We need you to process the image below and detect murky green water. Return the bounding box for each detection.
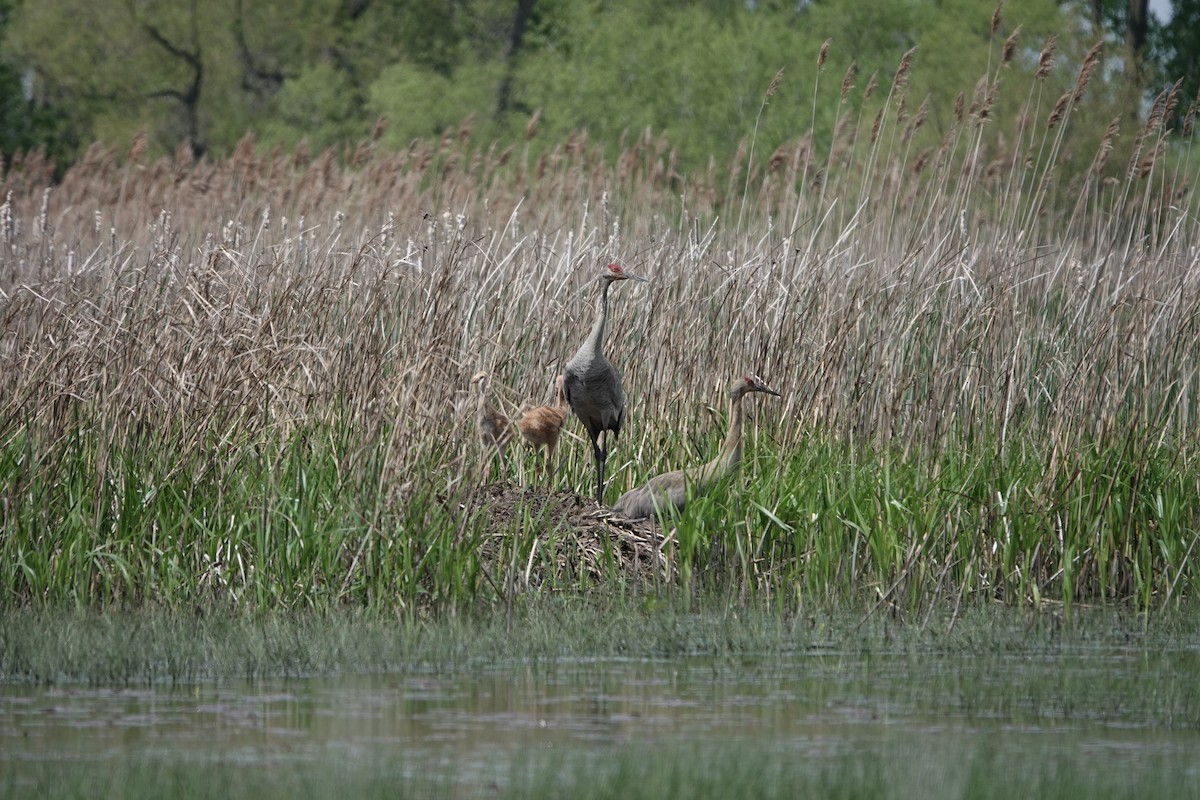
[4,641,1200,799]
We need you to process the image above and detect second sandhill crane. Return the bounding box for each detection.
[471,371,513,457]
[612,374,781,520]
[516,375,569,486]
[563,262,647,504]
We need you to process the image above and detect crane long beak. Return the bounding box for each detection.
[625,272,649,282]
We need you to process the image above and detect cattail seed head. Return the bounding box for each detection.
[1073,40,1103,103]
[969,76,987,117]
[913,94,930,131]
[817,39,831,71]
[1093,116,1119,174]
[1146,89,1167,131]
[840,60,857,100]
[765,67,784,100]
[892,47,917,94]
[130,131,147,164]
[457,115,474,144]
[864,70,879,101]
[768,142,790,172]
[991,0,1003,37]
[525,108,542,141]
[1002,25,1021,66]
[979,82,998,120]
[1164,78,1184,125]
[1047,91,1070,129]
[911,148,931,176]
[1139,137,1166,178]
[1036,33,1056,80]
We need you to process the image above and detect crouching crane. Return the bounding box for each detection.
[612,374,780,520]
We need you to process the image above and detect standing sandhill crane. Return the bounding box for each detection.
[471,371,513,456]
[563,262,647,504]
[612,374,781,520]
[516,375,569,486]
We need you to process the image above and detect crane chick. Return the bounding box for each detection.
[612,374,780,520]
[470,371,513,456]
[563,262,647,504]
[516,375,569,487]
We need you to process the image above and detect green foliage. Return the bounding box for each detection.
[531,4,808,167]
[2,0,1195,172]
[367,60,508,147]
[1156,0,1200,130]
[262,64,366,150]
[0,415,485,611]
[0,62,70,165]
[0,0,69,164]
[641,431,1200,611]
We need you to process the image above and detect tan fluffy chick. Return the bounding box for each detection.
[517,375,569,485]
[471,371,513,456]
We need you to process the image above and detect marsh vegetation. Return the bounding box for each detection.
[1,16,1199,616]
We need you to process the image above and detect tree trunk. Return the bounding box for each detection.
[496,0,537,117]
[1126,0,1149,55]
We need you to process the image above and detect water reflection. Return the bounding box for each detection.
[3,651,1199,789]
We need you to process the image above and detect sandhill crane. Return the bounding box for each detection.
[612,374,780,520]
[563,262,647,504]
[516,375,569,486]
[471,371,513,456]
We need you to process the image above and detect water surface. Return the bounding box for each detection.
[5,638,1199,798]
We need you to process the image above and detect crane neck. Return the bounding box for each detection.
[699,388,747,487]
[583,278,612,356]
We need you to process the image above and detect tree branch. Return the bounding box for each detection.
[233,0,287,96]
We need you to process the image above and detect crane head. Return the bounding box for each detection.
[470,370,489,387]
[601,262,647,284]
[732,374,781,399]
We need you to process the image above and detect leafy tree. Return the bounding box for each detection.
[1087,0,1153,60]
[1083,0,1200,127]
[1155,0,1200,131]
[2,0,1192,173]
[5,0,245,155]
[367,59,506,148]
[0,0,69,164]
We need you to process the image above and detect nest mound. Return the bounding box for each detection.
[463,482,670,586]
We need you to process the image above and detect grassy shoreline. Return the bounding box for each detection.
[1,594,1195,686]
[3,424,1196,612]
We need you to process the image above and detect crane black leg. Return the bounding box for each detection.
[597,451,607,504]
[593,440,606,504]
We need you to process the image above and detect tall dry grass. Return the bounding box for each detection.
[1,19,1198,609]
